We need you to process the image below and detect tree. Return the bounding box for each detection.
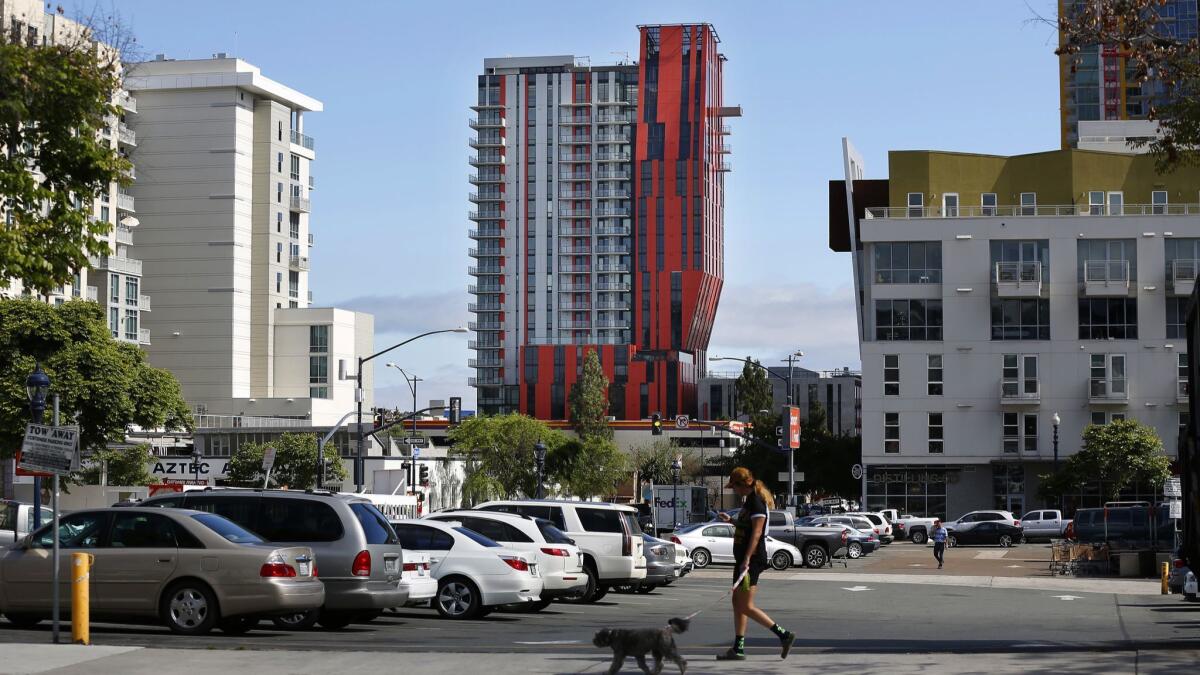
[798,403,862,499]
[631,440,684,485]
[0,13,134,294]
[1054,0,1200,171]
[0,299,191,458]
[78,444,156,486]
[226,432,345,489]
[448,413,564,504]
[569,348,612,440]
[1038,419,1172,503]
[550,436,629,500]
[733,357,772,419]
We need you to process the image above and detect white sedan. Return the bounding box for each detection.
[398,550,437,607]
[670,522,802,570]
[390,519,543,620]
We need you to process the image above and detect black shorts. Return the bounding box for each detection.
[733,559,768,587]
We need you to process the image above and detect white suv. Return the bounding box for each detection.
[477,500,646,603]
[846,512,895,544]
[425,510,586,611]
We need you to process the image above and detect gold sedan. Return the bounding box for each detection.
[0,507,323,635]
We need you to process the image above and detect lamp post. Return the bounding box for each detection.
[711,350,804,509]
[25,365,50,530]
[385,363,423,442]
[353,328,467,492]
[1052,411,1061,512]
[671,456,683,529]
[534,442,547,499]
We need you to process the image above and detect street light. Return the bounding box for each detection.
[385,363,423,441]
[353,327,467,492]
[534,442,547,499]
[191,446,203,485]
[1052,411,1062,512]
[25,364,50,530]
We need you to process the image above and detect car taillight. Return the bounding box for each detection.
[501,556,529,572]
[670,536,682,545]
[1014,520,1020,527]
[313,563,318,578]
[403,562,419,572]
[622,532,632,557]
[260,562,297,578]
[1174,559,1187,569]
[352,550,371,577]
[540,547,570,557]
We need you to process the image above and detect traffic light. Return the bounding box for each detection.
[449,396,462,425]
[650,412,663,436]
[419,464,429,486]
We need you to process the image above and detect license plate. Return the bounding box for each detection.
[417,566,426,577]
[530,563,540,577]
[298,562,311,576]
[384,559,397,574]
[674,568,681,577]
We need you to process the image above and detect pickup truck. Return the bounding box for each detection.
[1019,509,1072,540]
[0,500,55,547]
[766,509,851,568]
[893,515,941,544]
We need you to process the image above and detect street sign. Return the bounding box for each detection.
[1165,477,1182,498]
[778,472,805,483]
[404,436,428,447]
[851,464,864,480]
[675,415,689,429]
[262,447,277,472]
[786,406,801,449]
[1170,500,1183,519]
[18,424,79,475]
[412,447,421,460]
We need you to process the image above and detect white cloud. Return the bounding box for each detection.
[709,282,861,372]
[335,291,469,335]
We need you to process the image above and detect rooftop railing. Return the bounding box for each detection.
[866,203,1200,219]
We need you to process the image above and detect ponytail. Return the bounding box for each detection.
[754,480,775,510]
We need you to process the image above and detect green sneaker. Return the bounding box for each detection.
[716,648,746,661]
[780,630,796,659]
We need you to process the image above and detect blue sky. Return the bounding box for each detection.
[115,0,1063,409]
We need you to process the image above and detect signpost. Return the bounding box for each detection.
[403,436,428,447]
[261,446,277,488]
[675,415,689,429]
[783,405,802,508]
[851,463,864,480]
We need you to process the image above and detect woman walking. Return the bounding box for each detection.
[716,467,796,661]
[931,519,948,569]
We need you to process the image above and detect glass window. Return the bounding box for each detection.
[873,242,942,284]
[1179,353,1189,400]
[1078,298,1138,340]
[577,508,623,533]
[191,513,262,544]
[393,524,454,551]
[990,298,1050,341]
[875,299,943,341]
[350,503,398,545]
[34,512,108,549]
[907,193,923,217]
[884,413,900,454]
[1152,190,1168,214]
[884,355,899,396]
[942,193,959,217]
[1088,190,1106,215]
[1020,192,1037,215]
[535,519,572,544]
[928,413,944,454]
[927,354,943,395]
[768,512,786,527]
[456,526,501,547]
[1003,413,1019,454]
[981,193,997,216]
[255,498,344,542]
[110,512,178,548]
[1023,414,1038,453]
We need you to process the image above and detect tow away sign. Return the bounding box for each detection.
[18,424,80,475]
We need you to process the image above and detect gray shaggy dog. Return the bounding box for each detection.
[592,616,689,674]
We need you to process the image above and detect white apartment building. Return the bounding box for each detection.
[834,139,1196,519]
[0,0,149,346]
[125,56,372,425]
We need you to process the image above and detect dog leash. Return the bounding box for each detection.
[675,568,748,623]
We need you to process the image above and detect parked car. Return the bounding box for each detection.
[1067,504,1173,548]
[670,521,805,571]
[424,510,586,610]
[476,500,646,603]
[764,509,852,568]
[390,519,542,619]
[672,540,692,578]
[398,550,437,608]
[0,507,323,635]
[1019,509,1072,541]
[949,510,1020,534]
[946,521,1023,547]
[1168,547,1192,595]
[879,508,901,524]
[846,512,895,544]
[0,500,55,548]
[811,522,878,559]
[614,534,675,594]
[893,515,940,544]
[140,488,406,630]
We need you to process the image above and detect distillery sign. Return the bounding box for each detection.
[149,457,230,481]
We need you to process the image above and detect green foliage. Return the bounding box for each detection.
[550,436,628,500]
[449,413,564,503]
[569,348,612,440]
[0,30,132,294]
[733,357,772,419]
[1038,419,1172,502]
[0,299,191,458]
[226,432,344,489]
[79,443,155,486]
[631,440,683,485]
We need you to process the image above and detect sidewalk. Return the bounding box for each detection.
[1,644,1198,674]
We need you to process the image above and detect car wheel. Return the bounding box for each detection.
[947,535,958,548]
[435,577,483,620]
[218,616,258,635]
[523,599,554,612]
[999,535,1013,548]
[803,545,828,569]
[636,585,656,594]
[4,614,43,629]
[691,548,711,569]
[161,581,219,635]
[272,609,320,630]
[612,584,639,594]
[560,562,599,604]
[591,585,609,602]
[847,542,864,559]
[910,530,927,545]
[317,611,356,630]
[771,550,793,571]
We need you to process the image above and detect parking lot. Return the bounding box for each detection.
[2,540,1195,658]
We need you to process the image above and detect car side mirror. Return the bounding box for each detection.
[567,538,576,546]
[19,534,33,549]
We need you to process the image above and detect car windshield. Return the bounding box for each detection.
[535,518,573,544]
[455,526,502,547]
[350,503,398,545]
[191,513,263,544]
[675,522,705,534]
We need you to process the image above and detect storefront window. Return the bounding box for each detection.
[865,468,948,518]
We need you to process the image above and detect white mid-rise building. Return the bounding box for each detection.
[125,56,372,425]
[833,139,1197,519]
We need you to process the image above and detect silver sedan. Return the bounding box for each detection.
[0,507,323,635]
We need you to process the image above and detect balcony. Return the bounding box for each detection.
[994,261,1043,297]
[559,152,592,164]
[117,124,136,146]
[289,255,310,271]
[560,281,592,292]
[559,319,593,329]
[116,91,137,113]
[116,192,135,212]
[596,150,631,162]
[469,191,505,203]
[559,170,592,181]
[717,143,732,154]
[115,225,134,246]
[468,320,503,331]
[468,339,501,350]
[597,111,633,124]
[597,244,630,254]
[469,227,504,239]
[1171,259,1199,296]
[597,281,631,291]
[716,161,733,172]
[289,195,311,212]
[468,265,503,276]
[469,172,504,184]
[597,262,630,273]
[596,319,630,329]
[138,328,151,345]
[559,243,592,255]
[596,167,632,181]
[469,116,504,129]
[559,300,592,310]
[1000,378,1040,405]
[595,132,630,144]
[560,133,591,144]
[596,224,630,236]
[88,255,142,276]
[468,302,502,313]
[718,124,731,135]
[1179,380,1190,405]
[469,209,504,221]
[596,206,630,217]
[469,136,506,149]
[597,300,629,310]
[559,207,592,218]
[1083,260,1130,296]
[468,357,503,368]
[469,247,503,258]
[559,262,592,273]
[86,286,98,302]
[469,375,504,387]
[469,154,505,167]
[308,233,315,246]
[559,189,591,200]
[138,294,151,311]
[559,113,592,125]
[596,187,630,199]
[290,129,315,151]
[1088,377,1129,404]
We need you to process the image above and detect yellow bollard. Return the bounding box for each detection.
[71,552,93,645]
[1162,561,1170,595]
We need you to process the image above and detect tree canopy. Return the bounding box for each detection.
[1039,419,1172,502]
[78,444,155,486]
[569,348,612,440]
[0,299,190,458]
[549,436,628,500]
[226,432,346,489]
[733,357,772,419]
[449,413,564,503]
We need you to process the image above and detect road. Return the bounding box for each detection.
[0,541,1196,660]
